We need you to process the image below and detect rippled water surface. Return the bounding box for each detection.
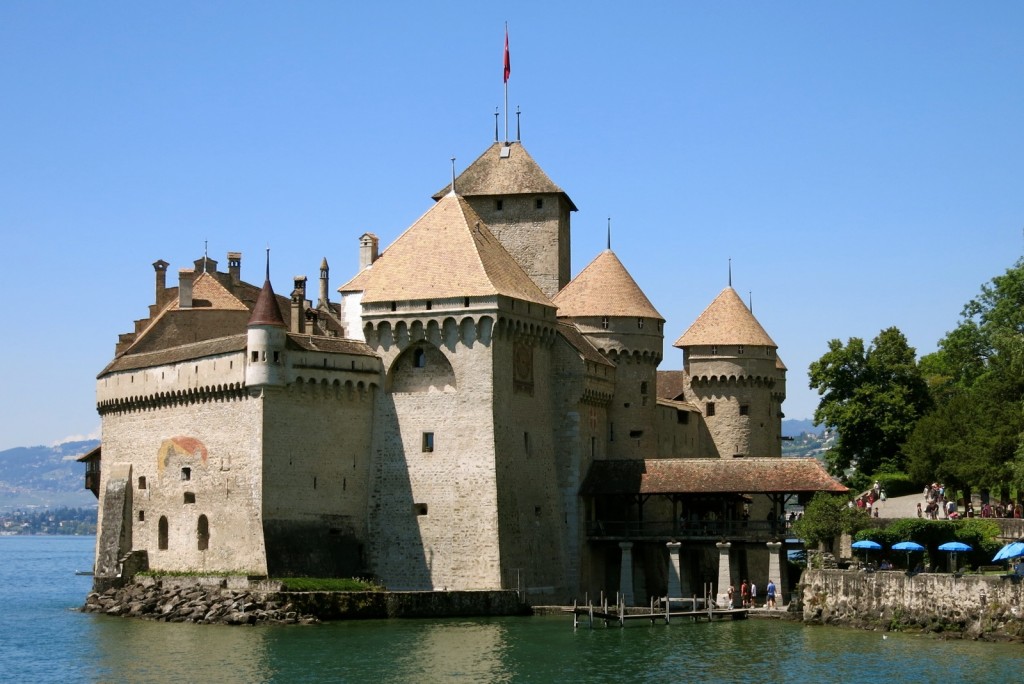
[2,536,1022,683]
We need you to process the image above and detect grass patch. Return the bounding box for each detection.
[277,577,383,592]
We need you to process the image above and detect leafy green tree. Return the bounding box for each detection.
[792,492,865,552]
[809,327,932,479]
[907,258,1024,495]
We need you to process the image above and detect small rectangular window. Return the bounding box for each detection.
[677,411,689,424]
[138,476,147,490]
[710,346,718,355]
[738,345,744,355]
[414,503,428,516]
[535,198,543,209]
[739,405,750,416]
[184,492,196,504]
[422,432,434,452]
[181,467,191,481]
[273,351,280,363]
[637,318,644,329]
[496,199,503,211]
[138,510,145,522]
[251,351,258,362]
[426,300,432,310]
[706,402,716,417]
[524,432,531,456]
[601,316,609,330]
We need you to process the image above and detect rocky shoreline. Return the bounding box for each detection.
[82,579,320,625]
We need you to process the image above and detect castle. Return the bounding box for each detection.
[89,137,844,604]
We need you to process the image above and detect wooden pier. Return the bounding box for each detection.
[568,594,748,629]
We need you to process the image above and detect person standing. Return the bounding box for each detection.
[740,580,750,608]
[750,581,758,608]
[766,579,777,609]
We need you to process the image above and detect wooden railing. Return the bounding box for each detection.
[586,519,794,542]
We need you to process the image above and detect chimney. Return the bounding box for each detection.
[227,252,242,286]
[153,260,169,307]
[291,276,307,333]
[318,257,330,308]
[359,233,379,270]
[178,269,195,308]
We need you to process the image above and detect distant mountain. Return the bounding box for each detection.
[782,419,819,438]
[0,440,99,509]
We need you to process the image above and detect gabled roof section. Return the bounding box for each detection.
[556,322,615,368]
[249,278,287,328]
[656,370,688,401]
[553,250,663,320]
[168,272,248,311]
[361,194,552,307]
[432,142,577,211]
[580,458,848,496]
[674,287,777,348]
[338,266,372,294]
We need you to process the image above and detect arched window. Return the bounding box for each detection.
[158,516,169,550]
[197,515,209,551]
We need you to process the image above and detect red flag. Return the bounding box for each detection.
[503,28,511,83]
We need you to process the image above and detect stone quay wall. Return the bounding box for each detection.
[83,576,529,625]
[801,568,1024,641]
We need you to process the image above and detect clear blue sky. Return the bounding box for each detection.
[1,2,1021,450]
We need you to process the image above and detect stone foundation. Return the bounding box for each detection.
[82,576,529,625]
[801,569,1024,641]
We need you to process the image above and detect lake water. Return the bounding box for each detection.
[2,536,1022,683]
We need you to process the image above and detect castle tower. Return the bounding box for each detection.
[553,249,664,460]
[357,192,566,597]
[433,142,576,299]
[245,265,288,389]
[674,287,785,458]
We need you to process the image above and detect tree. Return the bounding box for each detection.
[792,492,865,552]
[809,327,932,479]
[906,258,1024,496]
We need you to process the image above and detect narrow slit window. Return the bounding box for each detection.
[422,432,434,452]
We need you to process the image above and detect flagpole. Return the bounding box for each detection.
[504,22,509,143]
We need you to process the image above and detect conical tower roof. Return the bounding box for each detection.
[553,250,663,320]
[674,287,776,348]
[248,278,287,327]
[361,193,552,307]
[432,142,577,210]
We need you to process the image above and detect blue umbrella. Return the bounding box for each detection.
[939,541,972,572]
[938,542,972,553]
[852,539,882,565]
[893,541,925,569]
[993,541,1024,562]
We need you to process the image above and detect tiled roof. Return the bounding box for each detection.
[776,355,788,371]
[99,335,248,376]
[580,458,848,496]
[361,194,552,307]
[674,287,777,348]
[432,142,577,210]
[552,250,663,320]
[656,370,688,401]
[167,272,248,311]
[249,279,287,327]
[286,334,376,356]
[338,266,372,293]
[556,322,615,367]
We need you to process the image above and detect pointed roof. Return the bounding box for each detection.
[360,194,552,307]
[674,287,777,348]
[248,278,287,327]
[552,250,663,320]
[168,272,248,312]
[432,142,577,210]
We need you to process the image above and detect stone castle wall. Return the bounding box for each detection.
[802,568,1024,640]
[98,393,268,576]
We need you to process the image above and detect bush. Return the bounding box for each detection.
[870,471,919,498]
[278,577,383,592]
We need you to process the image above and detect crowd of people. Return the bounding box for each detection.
[728,578,778,609]
[918,482,1023,519]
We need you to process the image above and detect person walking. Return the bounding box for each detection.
[766,579,777,609]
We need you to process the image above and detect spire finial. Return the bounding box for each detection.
[749,290,753,312]
[265,246,270,282]
[503,22,510,143]
[728,258,732,287]
[449,157,457,196]
[607,217,611,250]
[494,107,499,143]
[516,106,521,142]
[203,240,208,272]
